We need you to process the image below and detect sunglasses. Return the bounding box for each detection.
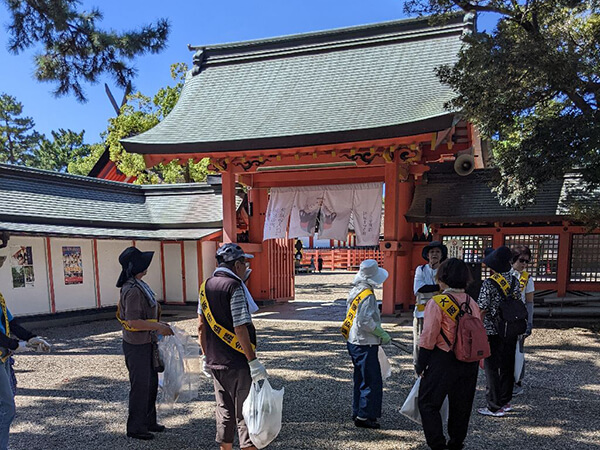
[518,258,530,264]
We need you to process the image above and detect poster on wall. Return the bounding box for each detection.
[10,246,34,288]
[62,246,83,285]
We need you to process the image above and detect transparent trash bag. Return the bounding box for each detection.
[157,326,201,407]
[514,339,525,381]
[242,379,284,449]
[378,346,392,381]
[400,377,449,424]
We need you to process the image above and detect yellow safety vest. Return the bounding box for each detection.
[0,293,11,362]
[199,281,255,354]
[340,289,374,340]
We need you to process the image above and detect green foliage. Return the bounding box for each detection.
[35,128,92,172]
[68,142,105,176]
[104,63,209,184]
[0,92,43,166]
[3,0,169,101]
[405,1,600,224]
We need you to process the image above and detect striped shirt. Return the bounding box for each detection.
[231,287,252,327]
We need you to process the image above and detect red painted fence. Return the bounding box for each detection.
[300,248,384,271]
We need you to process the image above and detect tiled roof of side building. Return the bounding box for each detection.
[405,168,595,224]
[0,164,229,239]
[121,15,469,154]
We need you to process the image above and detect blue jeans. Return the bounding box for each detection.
[0,358,16,450]
[346,342,382,420]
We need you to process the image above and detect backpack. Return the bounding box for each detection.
[490,275,528,339]
[435,294,491,362]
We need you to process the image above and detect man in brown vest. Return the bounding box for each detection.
[198,243,267,450]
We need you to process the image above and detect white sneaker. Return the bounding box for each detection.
[477,407,505,417]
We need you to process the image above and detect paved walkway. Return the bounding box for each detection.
[9,272,600,449]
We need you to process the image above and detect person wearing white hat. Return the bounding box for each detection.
[342,259,390,429]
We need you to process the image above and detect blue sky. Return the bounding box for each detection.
[0,1,498,145]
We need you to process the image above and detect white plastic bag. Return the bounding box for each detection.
[378,347,392,381]
[400,377,449,424]
[157,326,201,407]
[242,379,284,449]
[514,339,525,381]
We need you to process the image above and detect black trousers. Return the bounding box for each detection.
[123,341,158,434]
[418,347,478,450]
[484,334,517,412]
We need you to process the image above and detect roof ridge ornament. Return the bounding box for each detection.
[192,48,205,76]
[462,11,477,39]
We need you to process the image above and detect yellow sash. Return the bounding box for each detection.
[519,271,530,292]
[433,294,460,321]
[116,300,159,332]
[0,293,11,362]
[341,289,374,340]
[490,273,511,296]
[199,281,255,354]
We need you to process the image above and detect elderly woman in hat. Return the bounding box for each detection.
[476,246,521,417]
[412,242,448,363]
[342,259,390,429]
[116,247,173,440]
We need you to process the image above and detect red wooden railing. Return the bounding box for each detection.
[300,248,384,271]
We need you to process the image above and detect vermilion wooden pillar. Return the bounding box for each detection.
[395,179,415,312]
[381,159,414,315]
[382,160,400,315]
[221,169,237,244]
[247,187,270,300]
[556,230,571,297]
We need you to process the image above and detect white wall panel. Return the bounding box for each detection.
[202,241,218,282]
[163,243,184,302]
[50,239,96,312]
[184,241,199,302]
[0,236,50,315]
[96,240,132,306]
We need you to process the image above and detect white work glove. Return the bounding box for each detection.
[13,341,29,353]
[27,337,51,353]
[248,358,268,382]
[200,355,212,379]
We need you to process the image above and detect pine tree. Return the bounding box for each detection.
[3,0,169,102]
[0,93,43,166]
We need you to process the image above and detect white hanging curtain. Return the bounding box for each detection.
[288,186,323,238]
[263,189,296,240]
[263,183,383,246]
[352,183,383,246]
[318,186,354,241]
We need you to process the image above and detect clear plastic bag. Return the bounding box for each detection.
[400,377,449,424]
[378,346,392,381]
[242,379,284,449]
[157,326,201,407]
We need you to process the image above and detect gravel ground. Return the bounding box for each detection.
[10,272,600,449]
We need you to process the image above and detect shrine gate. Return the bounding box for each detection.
[121,15,479,314]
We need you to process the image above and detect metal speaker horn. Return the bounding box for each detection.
[454,154,475,176]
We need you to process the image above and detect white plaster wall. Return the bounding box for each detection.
[0,236,50,316]
[50,238,96,312]
[163,243,183,302]
[201,241,218,282]
[184,241,199,302]
[135,241,163,302]
[96,240,132,306]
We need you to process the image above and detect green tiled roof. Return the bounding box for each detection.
[405,168,589,224]
[122,16,468,155]
[0,164,225,240]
